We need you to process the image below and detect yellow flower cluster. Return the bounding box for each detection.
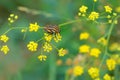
[97,37,107,46]
[73,66,84,76]
[104,6,112,13]
[80,32,89,40]
[27,41,38,51]
[8,14,18,23]
[90,48,101,58]
[79,45,90,53]
[78,5,88,16]
[88,12,99,21]
[29,22,40,32]
[38,54,47,61]
[44,33,53,42]
[0,45,9,54]
[58,48,66,56]
[0,35,9,43]
[54,33,62,42]
[43,42,52,52]
[106,58,116,71]
[44,33,62,43]
[103,74,112,80]
[88,67,99,79]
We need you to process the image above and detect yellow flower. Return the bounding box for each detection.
[79,45,90,53]
[79,5,88,13]
[54,33,62,42]
[58,48,67,56]
[97,37,107,46]
[104,6,112,13]
[27,41,38,51]
[73,66,83,76]
[44,33,53,42]
[106,58,116,71]
[29,22,40,32]
[80,32,89,40]
[88,12,99,21]
[103,74,112,80]
[93,0,97,2]
[8,14,18,23]
[88,67,99,79]
[0,35,9,43]
[38,55,47,61]
[1,45,9,54]
[90,48,101,58]
[43,42,52,52]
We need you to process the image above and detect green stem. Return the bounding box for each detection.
[49,51,56,80]
[58,19,81,27]
[99,15,120,69]
[3,27,26,35]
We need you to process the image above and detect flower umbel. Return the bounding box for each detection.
[103,74,112,80]
[104,6,112,13]
[8,14,18,23]
[79,5,88,13]
[88,12,99,21]
[0,35,9,43]
[43,42,52,52]
[79,45,90,53]
[27,41,38,52]
[38,54,47,61]
[97,37,107,46]
[88,67,99,79]
[106,58,116,71]
[58,48,67,56]
[29,22,40,32]
[44,33,53,42]
[80,32,89,40]
[90,48,101,58]
[1,45,9,54]
[54,33,62,42]
[73,66,84,76]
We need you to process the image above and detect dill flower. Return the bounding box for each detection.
[79,45,90,53]
[0,35,9,43]
[90,48,101,58]
[97,37,107,46]
[43,42,52,52]
[88,11,99,21]
[1,45,9,54]
[79,5,88,13]
[29,22,40,32]
[27,41,38,52]
[103,74,112,80]
[54,33,62,42]
[106,58,116,71]
[104,6,112,13]
[73,66,84,76]
[80,32,89,40]
[44,33,53,42]
[8,14,18,23]
[88,67,99,79]
[58,48,66,56]
[38,54,47,61]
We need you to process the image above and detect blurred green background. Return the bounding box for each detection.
[0,0,120,80]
